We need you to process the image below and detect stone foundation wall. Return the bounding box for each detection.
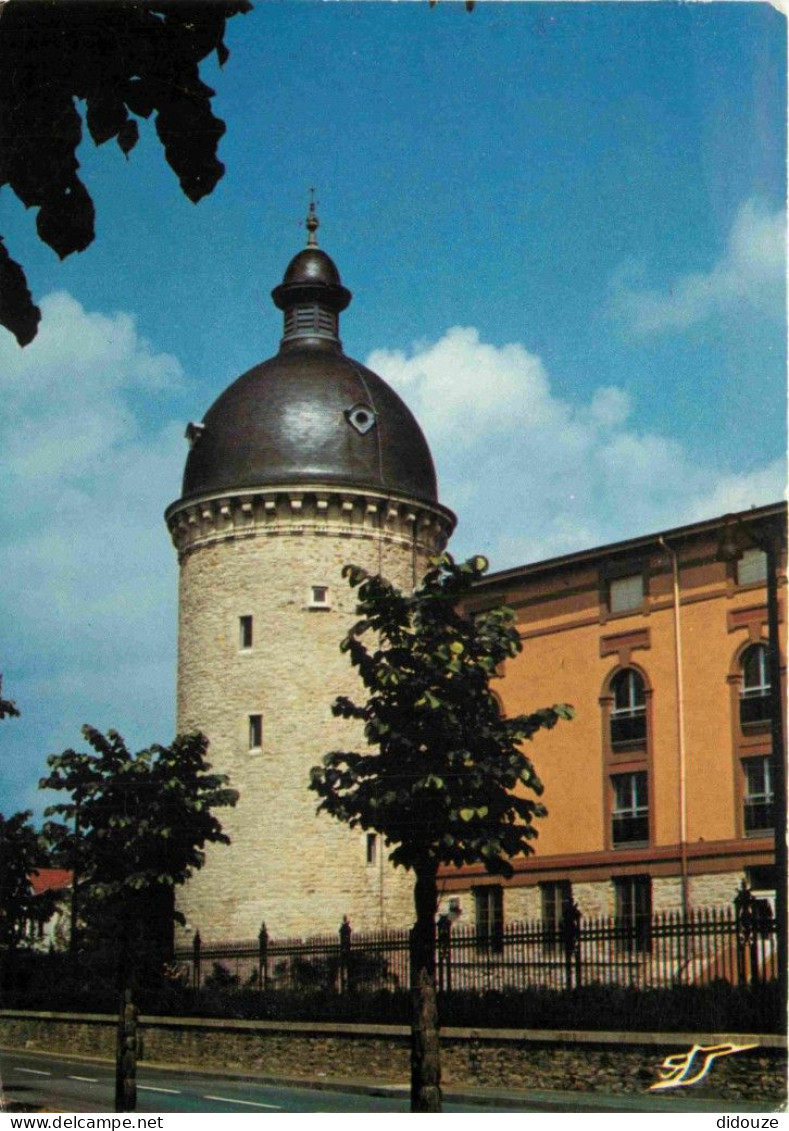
[442,873,748,933]
[690,871,745,908]
[572,881,613,918]
[438,873,746,936]
[1,1012,784,1106]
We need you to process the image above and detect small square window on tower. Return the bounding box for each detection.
[309,585,330,609]
[248,714,263,751]
[239,615,253,650]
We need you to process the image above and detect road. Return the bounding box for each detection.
[2,1047,776,1115]
[0,1049,538,1114]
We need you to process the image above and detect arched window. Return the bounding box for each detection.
[740,643,770,726]
[610,668,647,747]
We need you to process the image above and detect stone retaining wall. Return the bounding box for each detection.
[1,1011,785,1106]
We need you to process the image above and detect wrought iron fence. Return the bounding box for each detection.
[174,887,777,996]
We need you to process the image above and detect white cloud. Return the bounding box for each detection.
[369,327,785,568]
[0,293,185,810]
[611,198,786,335]
[1,292,183,481]
[368,326,560,440]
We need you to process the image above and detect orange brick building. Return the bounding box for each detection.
[440,502,786,939]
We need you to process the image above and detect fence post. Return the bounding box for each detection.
[561,900,582,991]
[339,916,351,994]
[409,924,416,992]
[258,921,268,994]
[734,881,759,986]
[192,929,201,995]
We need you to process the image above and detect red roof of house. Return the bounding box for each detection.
[30,868,72,895]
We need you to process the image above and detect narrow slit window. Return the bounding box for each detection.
[366,833,377,866]
[249,714,263,750]
[239,615,253,650]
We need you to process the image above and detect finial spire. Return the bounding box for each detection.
[306,188,319,247]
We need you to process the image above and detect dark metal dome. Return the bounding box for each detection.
[179,219,439,505]
[283,247,343,286]
[181,347,439,502]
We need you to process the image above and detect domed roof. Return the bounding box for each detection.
[181,347,438,502]
[178,214,439,506]
[271,245,351,315]
[282,247,342,287]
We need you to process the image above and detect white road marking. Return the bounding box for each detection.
[139,1085,181,1095]
[69,1075,99,1083]
[203,1094,282,1109]
[15,1068,51,1077]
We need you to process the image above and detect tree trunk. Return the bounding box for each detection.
[114,918,137,1112]
[115,985,138,1112]
[410,863,441,1112]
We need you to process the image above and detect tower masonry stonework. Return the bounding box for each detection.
[166,214,455,941]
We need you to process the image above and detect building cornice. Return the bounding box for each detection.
[438,836,775,888]
[165,484,456,560]
[472,501,787,595]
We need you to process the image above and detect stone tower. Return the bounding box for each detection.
[165,207,455,941]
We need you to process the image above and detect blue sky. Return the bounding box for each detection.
[0,1,785,816]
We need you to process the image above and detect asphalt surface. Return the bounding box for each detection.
[0,1046,782,1115]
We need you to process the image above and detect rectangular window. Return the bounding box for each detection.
[248,714,263,750]
[309,585,330,608]
[473,885,503,952]
[541,880,572,953]
[609,574,644,614]
[366,833,377,866]
[744,757,774,836]
[612,771,649,845]
[746,865,778,893]
[737,548,768,586]
[614,875,652,953]
[740,645,771,727]
[239,615,253,650]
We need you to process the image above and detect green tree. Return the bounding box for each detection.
[41,726,238,1111]
[0,0,250,346]
[0,689,36,972]
[40,726,238,961]
[310,554,572,1112]
[0,674,20,720]
[0,811,54,957]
